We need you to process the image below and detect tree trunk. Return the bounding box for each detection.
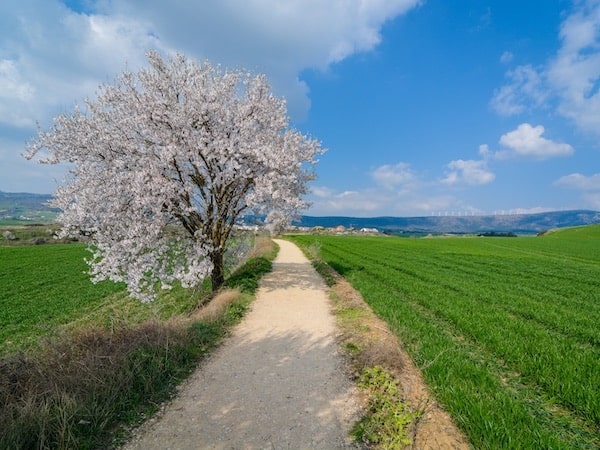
[210,250,225,291]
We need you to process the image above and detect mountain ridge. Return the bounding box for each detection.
[294,210,600,234]
[2,191,599,233]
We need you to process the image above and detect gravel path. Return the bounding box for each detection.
[124,239,362,449]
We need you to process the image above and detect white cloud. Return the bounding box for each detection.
[0,1,165,129]
[0,60,34,101]
[478,144,492,159]
[91,0,422,119]
[497,123,574,159]
[555,172,600,190]
[491,1,600,136]
[546,0,600,134]
[308,160,485,217]
[0,0,422,192]
[0,59,36,127]
[0,0,421,130]
[309,187,385,215]
[107,0,422,64]
[555,172,600,210]
[442,159,495,186]
[500,51,514,64]
[309,161,422,215]
[490,65,547,116]
[308,183,458,217]
[371,162,416,190]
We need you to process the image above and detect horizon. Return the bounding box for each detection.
[2,189,598,221]
[1,1,600,216]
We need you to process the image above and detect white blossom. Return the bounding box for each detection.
[26,51,323,301]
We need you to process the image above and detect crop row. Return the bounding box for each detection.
[290,233,600,449]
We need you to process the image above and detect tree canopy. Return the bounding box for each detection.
[26,51,323,301]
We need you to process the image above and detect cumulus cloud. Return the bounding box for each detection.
[0,60,36,127]
[308,182,457,217]
[100,0,421,65]
[497,123,574,159]
[546,0,600,134]
[491,1,600,136]
[308,161,479,217]
[0,1,164,128]
[371,162,416,190]
[555,172,600,190]
[442,159,495,186]
[310,187,384,215]
[310,161,422,214]
[0,0,422,192]
[309,162,420,215]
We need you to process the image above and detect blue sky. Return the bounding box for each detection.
[1,0,600,217]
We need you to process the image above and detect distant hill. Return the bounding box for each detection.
[2,191,599,233]
[295,210,600,235]
[0,191,58,223]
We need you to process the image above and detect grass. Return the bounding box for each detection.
[0,231,279,353]
[0,235,277,449]
[288,225,600,449]
[0,244,210,353]
[0,244,126,352]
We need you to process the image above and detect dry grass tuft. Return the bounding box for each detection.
[0,319,199,449]
[190,288,243,322]
[248,234,276,259]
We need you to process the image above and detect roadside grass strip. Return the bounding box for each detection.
[289,228,600,449]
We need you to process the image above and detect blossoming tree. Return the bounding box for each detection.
[26,51,323,302]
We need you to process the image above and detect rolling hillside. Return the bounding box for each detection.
[0,192,57,223]
[295,210,600,234]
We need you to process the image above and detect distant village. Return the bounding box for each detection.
[235,222,380,235]
[291,225,380,235]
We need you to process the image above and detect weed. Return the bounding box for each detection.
[352,366,416,449]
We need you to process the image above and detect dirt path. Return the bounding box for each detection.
[124,239,362,449]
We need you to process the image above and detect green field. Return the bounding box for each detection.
[289,225,600,449]
[0,244,205,352]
